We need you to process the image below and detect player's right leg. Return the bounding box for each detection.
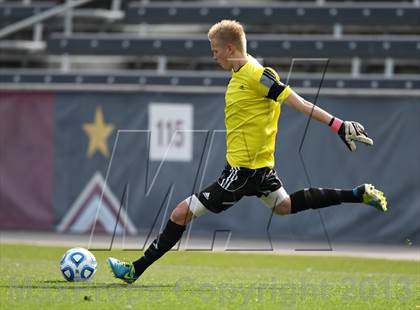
[108,165,246,283]
[108,198,204,283]
[107,257,137,284]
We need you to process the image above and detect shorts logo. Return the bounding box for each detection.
[203,192,210,200]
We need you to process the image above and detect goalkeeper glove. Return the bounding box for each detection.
[329,117,373,152]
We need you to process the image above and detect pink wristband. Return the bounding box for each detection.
[330,117,343,133]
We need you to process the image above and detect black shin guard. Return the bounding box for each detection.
[133,219,185,276]
[290,188,360,214]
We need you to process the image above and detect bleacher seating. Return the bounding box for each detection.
[0,0,419,92]
[0,1,56,24]
[46,1,420,61]
[47,33,420,58]
[124,2,420,27]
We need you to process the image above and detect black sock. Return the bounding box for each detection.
[133,219,185,277]
[290,188,362,214]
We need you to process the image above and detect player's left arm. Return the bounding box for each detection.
[284,89,373,152]
[283,89,333,124]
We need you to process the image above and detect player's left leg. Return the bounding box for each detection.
[288,184,387,214]
[257,169,387,215]
[353,184,387,212]
[262,184,387,215]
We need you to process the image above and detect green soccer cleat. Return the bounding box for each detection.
[107,257,138,284]
[353,184,387,212]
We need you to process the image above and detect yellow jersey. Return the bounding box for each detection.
[225,55,292,169]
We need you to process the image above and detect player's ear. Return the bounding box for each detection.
[226,43,234,54]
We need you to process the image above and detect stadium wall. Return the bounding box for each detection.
[0,90,419,245]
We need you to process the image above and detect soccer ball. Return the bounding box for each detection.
[59,247,97,282]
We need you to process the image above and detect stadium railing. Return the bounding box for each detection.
[1,69,419,96]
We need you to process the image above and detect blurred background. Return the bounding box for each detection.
[0,0,419,251]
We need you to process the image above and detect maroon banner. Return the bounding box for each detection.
[0,91,54,229]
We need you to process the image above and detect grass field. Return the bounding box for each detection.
[0,244,419,309]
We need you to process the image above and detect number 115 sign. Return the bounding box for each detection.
[148,103,193,162]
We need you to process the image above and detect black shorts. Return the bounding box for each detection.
[197,164,283,214]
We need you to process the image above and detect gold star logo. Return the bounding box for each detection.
[82,107,114,158]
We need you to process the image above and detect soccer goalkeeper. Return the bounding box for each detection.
[108,20,387,283]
